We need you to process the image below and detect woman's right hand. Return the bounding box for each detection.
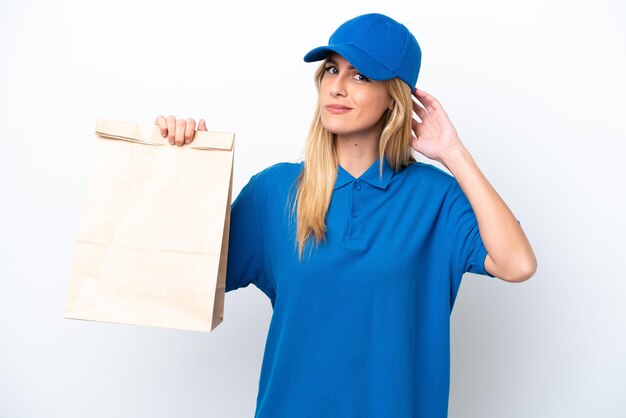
[154,115,207,146]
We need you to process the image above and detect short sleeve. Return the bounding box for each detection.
[225,174,267,293]
[444,180,495,279]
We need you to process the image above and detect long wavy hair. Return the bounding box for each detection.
[289,60,417,261]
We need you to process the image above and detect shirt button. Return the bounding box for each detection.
[352,210,359,218]
[354,182,362,191]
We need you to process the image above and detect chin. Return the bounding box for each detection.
[321,117,350,136]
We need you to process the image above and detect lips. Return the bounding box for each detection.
[325,104,352,114]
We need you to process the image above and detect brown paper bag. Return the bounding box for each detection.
[65,119,234,333]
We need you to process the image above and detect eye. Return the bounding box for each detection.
[324,65,338,75]
[354,73,370,82]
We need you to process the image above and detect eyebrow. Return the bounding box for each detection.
[325,57,355,70]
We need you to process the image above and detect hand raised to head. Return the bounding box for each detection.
[410,89,465,163]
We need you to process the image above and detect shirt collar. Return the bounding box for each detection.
[334,156,394,191]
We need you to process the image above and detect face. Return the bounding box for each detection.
[319,52,392,139]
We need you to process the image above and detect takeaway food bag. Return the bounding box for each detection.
[65,119,234,332]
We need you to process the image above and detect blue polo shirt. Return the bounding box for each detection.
[225,156,494,418]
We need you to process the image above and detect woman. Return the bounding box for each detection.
[156,13,536,418]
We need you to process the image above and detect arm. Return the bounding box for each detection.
[411,88,537,283]
[440,145,536,282]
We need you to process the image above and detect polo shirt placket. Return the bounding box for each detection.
[335,160,394,249]
[350,179,363,241]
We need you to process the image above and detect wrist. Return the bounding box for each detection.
[439,144,470,172]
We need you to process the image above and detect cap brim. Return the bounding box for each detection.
[303,44,395,82]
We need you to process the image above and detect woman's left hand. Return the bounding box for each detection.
[410,88,465,164]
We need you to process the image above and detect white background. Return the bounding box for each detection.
[1,0,625,417]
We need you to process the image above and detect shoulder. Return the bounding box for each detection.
[255,160,303,180]
[244,160,304,197]
[251,161,303,185]
[402,161,458,190]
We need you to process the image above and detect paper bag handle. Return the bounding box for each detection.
[95,119,234,151]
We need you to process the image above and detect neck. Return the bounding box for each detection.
[335,132,380,178]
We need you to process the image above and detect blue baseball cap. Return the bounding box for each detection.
[303,13,422,89]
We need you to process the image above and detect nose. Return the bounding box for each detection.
[330,74,347,98]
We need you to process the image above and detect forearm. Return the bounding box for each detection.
[440,145,537,281]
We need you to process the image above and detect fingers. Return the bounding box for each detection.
[153,115,206,145]
[411,115,420,136]
[183,118,196,144]
[198,119,207,131]
[412,96,428,121]
[155,115,168,138]
[166,115,177,144]
[413,88,443,114]
[175,119,186,146]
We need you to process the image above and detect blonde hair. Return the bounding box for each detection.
[289,61,416,261]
